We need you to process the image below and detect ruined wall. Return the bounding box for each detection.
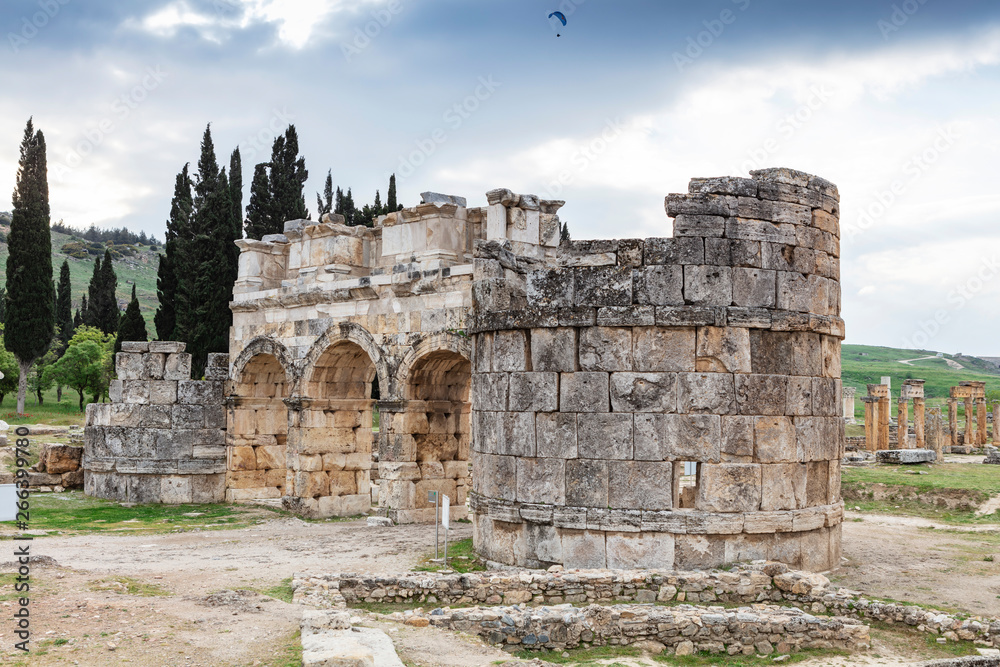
[83,343,228,503]
[469,168,845,571]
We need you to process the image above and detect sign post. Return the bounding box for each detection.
[428,490,439,559]
[442,494,450,566]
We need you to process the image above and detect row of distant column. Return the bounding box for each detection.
[861,380,932,452]
[945,381,995,449]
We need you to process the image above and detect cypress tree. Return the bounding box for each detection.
[244,163,272,239]
[267,125,308,225]
[316,169,333,218]
[94,248,119,335]
[373,190,382,217]
[386,173,399,212]
[114,284,148,355]
[56,259,73,348]
[343,188,356,225]
[78,294,88,325]
[5,118,55,415]
[334,186,344,216]
[560,222,571,242]
[0,287,6,324]
[167,163,195,341]
[73,308,81,328]
[229,148,242,237]
[84,254,102,328]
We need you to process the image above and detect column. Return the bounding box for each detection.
[927,407,944,462]
[863,397,877,452]
[879,394,891,451]
[978,398,989,447]
[964,397,976,446]
[913,397,926,450]
[843,386,857,424]
[897,398,909,448]
[994,402,1000,445]
[947,398,959,450]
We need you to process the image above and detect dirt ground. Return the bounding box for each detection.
[1,512,996,666]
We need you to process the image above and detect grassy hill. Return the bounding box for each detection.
[0,223,161,333]
[842,344,1000,419]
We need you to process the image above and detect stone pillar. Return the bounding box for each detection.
[964,397,976,446]
[843,386,857,424]
[863,397,877,452]
[879,395,891,451]
[978,398,989,447]
[926,407,944,462]
[947,398,959,449]
[913,397,926,449]
[994,402,1000,445]
[897,398,910,449]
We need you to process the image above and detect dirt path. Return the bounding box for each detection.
[898,354,965,370]
[1,513,995,666]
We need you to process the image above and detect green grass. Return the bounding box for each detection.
[0,491,283,535]
[261,577,295,603]
[0,382,87,425]
[842,463,1000,495]
[273,630,304,667]
[89,576,172,596]
[511,645,843,665]
[412,537,487,574]
[0,573,24,602]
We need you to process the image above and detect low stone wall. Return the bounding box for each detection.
[293,564,1000,647]
[83,342,229,504]
[396,602,870,656]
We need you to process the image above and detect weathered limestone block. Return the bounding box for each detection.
[720,415,754,458]
[508,373,558,412]
[493,330,528,372]
[122,380,150,405]
[560,529,607,569]
[632,266,684,306]
[663,414,721,461]
[574,266,632,307]
[230,446,258,471]
[676,372,735,414]
[876,449,937,464]
[683,265,733,306]
[732,268,776,308]
[149,381,178,405]
[177,380,224,405]
[609,373,677,413]
[749,330,791,375]
[43,445,82,474]
[785,377,813,416]
[760,463,807,511]
[735,374,787,416]
[204,353,230,380]
[115,353,144,380]
[529,328,576,372]
[577,413,633,460]
[644,237,705,265]
[632,327,696,372]
[579,327,632,371]
[516,458,565,504]
[164,353,193,381]
[795,416,840,462]
[294,471,330,498]
[695,327,751,373]
[535,413,577,459]
[526,269,574,307]
[565,459,609,507]
[608,461,672,510]
[754,417,797,463]
[559,372,610,412]
[697,463,761,513]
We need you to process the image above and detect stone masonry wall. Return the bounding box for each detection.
[83,342,229,504]
[469,168,845,571]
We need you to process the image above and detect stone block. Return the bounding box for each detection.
[632,266,684,306]
[329,471,358,496]
[633,328,696,372]
[579,327,632,371]
[516,458,565,504]
[726,218,796,244]
[697,463,761,512]
[695,327,751,373]
[204,353,230,380]
[731,268,776,308]
[177,380,223,405]
[676,372,735,414]
[644,236,705,265]
[526,269,574,308]
[493,330,528,372]
[609,461,673,510]
[565,459,609,507]
[172,404,204,429]
[760,463,807,511]
[191,474,226,503]
[150,341,185,354]
[821,335,841,378]
[754,416,797,463]
[256,445,286,470]
[633,414,665,461]
[806,460,830,506]
[559,372,610,412]
[419,461,445,479]
[472,373,508,411]
[663,413,721,461]
[705,238,761,268]
[121,341,150,353]
[560,529,607,569]
[812,377,839,416]
[122,380,150,405]
[476,454,516,500]
[508,372,558,412]
[108,379,123,402]
[499,411,536,457]
[574,266,632,307]
[672,213,726,237]
[674,534,725,570]
[735,374,787,415]
[610,373,677,413]
[160,476,193,504]
[683,265,732,306]
[535,412,578,459]
[230,446,258,471]
[577,413,633,459]
[530,328,577,373]
[794,416,840,462]
[294,471,329,498]
[721,415,754,458]
[128,476,162,504]
[606,532,675,569]
[192,445,225,458]
[785,376,813,416]
[143,353,166,380]
[115,352,144,380]
[148,381,177,405]
[164,353,193,381]
[43,445,82,474]
[749,330,791,375]
[876,449,937,464]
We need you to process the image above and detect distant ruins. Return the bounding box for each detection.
[85,167,846,571]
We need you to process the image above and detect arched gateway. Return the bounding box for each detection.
[86,169,845,571]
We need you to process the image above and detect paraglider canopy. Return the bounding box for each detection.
[548,10,567,36]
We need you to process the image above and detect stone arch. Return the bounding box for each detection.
[378,332,472,524]
[298,323,389,398]
[232,337,295,386]
[226,348,291,503]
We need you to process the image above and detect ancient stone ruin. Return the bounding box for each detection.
[84,167,845,572]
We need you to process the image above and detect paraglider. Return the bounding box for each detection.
[548,11,566,37]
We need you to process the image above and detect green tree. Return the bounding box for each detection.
[155,164,193,340]
[27,345,57,405]
[114,284,148,355]
[0,287,6,324]
[5,118,55,415]
[244,162,273,239]
[560,222,571,242]
[386,173,398,212]
[45,339,105,410]
[56,259,74,349]
[229,147,242,238]
[0,326,19,406]
[342,188,356,225]
[267,125,308,224]
[316,169,333,219]
[87,248,119,335]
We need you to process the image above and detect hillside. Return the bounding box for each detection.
[0,222,161,333]
[842,344,1000,418]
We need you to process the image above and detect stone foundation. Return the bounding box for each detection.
[83,342,227,504]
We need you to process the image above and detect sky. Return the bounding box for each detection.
[2,0,1000,354]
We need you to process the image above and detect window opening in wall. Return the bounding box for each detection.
[673,461,699,509]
